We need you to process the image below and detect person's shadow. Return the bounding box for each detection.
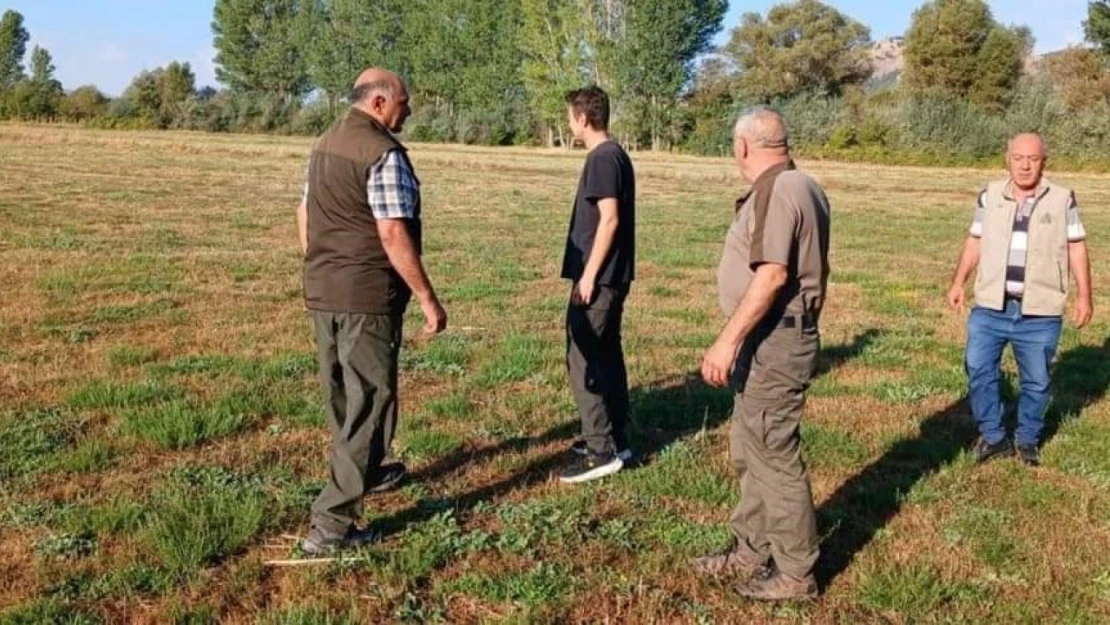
[373,329,883,536]
[814,336,1110,588]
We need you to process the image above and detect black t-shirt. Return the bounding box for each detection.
[561,140,636,286]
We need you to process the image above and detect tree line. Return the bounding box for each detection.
[2,0,1110,167]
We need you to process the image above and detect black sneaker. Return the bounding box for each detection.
[558,451,623,484]
[974,437,1013,464]
[1015,444,1040,466]
[300,524,378,557]
[366,462,406,494]
[570,440,633,463]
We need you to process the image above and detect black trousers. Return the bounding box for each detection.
[566,285,630,455]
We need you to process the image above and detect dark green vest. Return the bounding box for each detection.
[303,108,422,314]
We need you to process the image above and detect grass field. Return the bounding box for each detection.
[1,124,1109,624]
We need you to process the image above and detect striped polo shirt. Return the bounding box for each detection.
[969,186,1086,297]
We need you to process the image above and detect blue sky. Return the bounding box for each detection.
[4,0,1093,96]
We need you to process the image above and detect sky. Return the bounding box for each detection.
[3,0,1094,97]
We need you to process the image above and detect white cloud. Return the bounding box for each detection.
[97,43,127,63]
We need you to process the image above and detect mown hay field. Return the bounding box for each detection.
[1,125,1109,624]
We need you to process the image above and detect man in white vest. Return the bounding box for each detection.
[947,133,1093,466]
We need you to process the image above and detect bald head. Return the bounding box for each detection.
[732,106,791,183]
[1007,132,1046,158]
[734,106,789,152]
[352,68,404,103]
[351,68,411,133]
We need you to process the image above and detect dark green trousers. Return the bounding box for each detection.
[728,322,820,579]
[309,311,402,535]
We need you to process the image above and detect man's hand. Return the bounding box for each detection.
[701,338,739,388]
[420,295,448,335]
[572,276,597,306]
[1073,297,1093,328]
[947,283,966,311]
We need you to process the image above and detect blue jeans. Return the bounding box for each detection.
[965,300,1062,447]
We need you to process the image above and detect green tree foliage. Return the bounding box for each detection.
[4,45,63,119]
[212,0,308,98]
[725,0,872,102]
[1086,0,1110,58]
[969,25,1031,112]
[616,0,727,149]
[296,0,406,112]
[121,62,196,128]
[520,0,587,146]
[61,85,110,122]
[402,0,526,144]
[903,0,1028,110]
[0,9,28,89]
[682,55,738,155]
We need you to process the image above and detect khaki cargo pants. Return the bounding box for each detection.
[728,322,820,579]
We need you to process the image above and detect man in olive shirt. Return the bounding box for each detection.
[558,86,636,484]
[692,107,831,601]
[295,68,447,555]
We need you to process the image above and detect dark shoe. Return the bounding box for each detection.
[366,462,407,494]
[690,544,767,577]
[736,566,818,602]
[570,440,632,463]
[300,524,378,557]
[1015,443,1040,466]
[974,437,1013,464]
[558,451,623,484]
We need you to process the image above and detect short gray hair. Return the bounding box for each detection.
[733,106,789,150]
[351,78,396,104]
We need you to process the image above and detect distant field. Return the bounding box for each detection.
[1,125,1109,624]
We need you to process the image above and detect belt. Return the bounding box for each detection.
[775,313,817,330]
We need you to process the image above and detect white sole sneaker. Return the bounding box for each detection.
[558,457,624,484]
[572,443,633,463]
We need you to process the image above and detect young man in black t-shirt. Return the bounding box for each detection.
[558,86,636,484]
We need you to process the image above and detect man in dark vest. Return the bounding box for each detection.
[295,68,447,555]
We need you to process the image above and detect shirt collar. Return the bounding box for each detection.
[1003,178,1052,202]
[735,159,796,212]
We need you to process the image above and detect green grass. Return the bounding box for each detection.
[422,390,472,420]
[942,506,1020,572]
[857,562,987,617]
[67,379,182,410]
[107,345,159,367]
[4,128,1110,622]
[143,483,266,579]
[401,334,469,375]
[623,441,736,507]
[399,430,463,462]
[438,562,573,610]
[0,407,83,480]
[255,606,360,625]
[476,332,553,386]
[121,398,251,450]
[0,598,102,625]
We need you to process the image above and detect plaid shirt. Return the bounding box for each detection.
[303,149,420,220]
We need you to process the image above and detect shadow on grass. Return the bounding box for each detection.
[373,329,881,538]
[814,336,1110,588]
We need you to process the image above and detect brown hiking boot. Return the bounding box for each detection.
[690,545,767,577]
[736,566,818,601]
